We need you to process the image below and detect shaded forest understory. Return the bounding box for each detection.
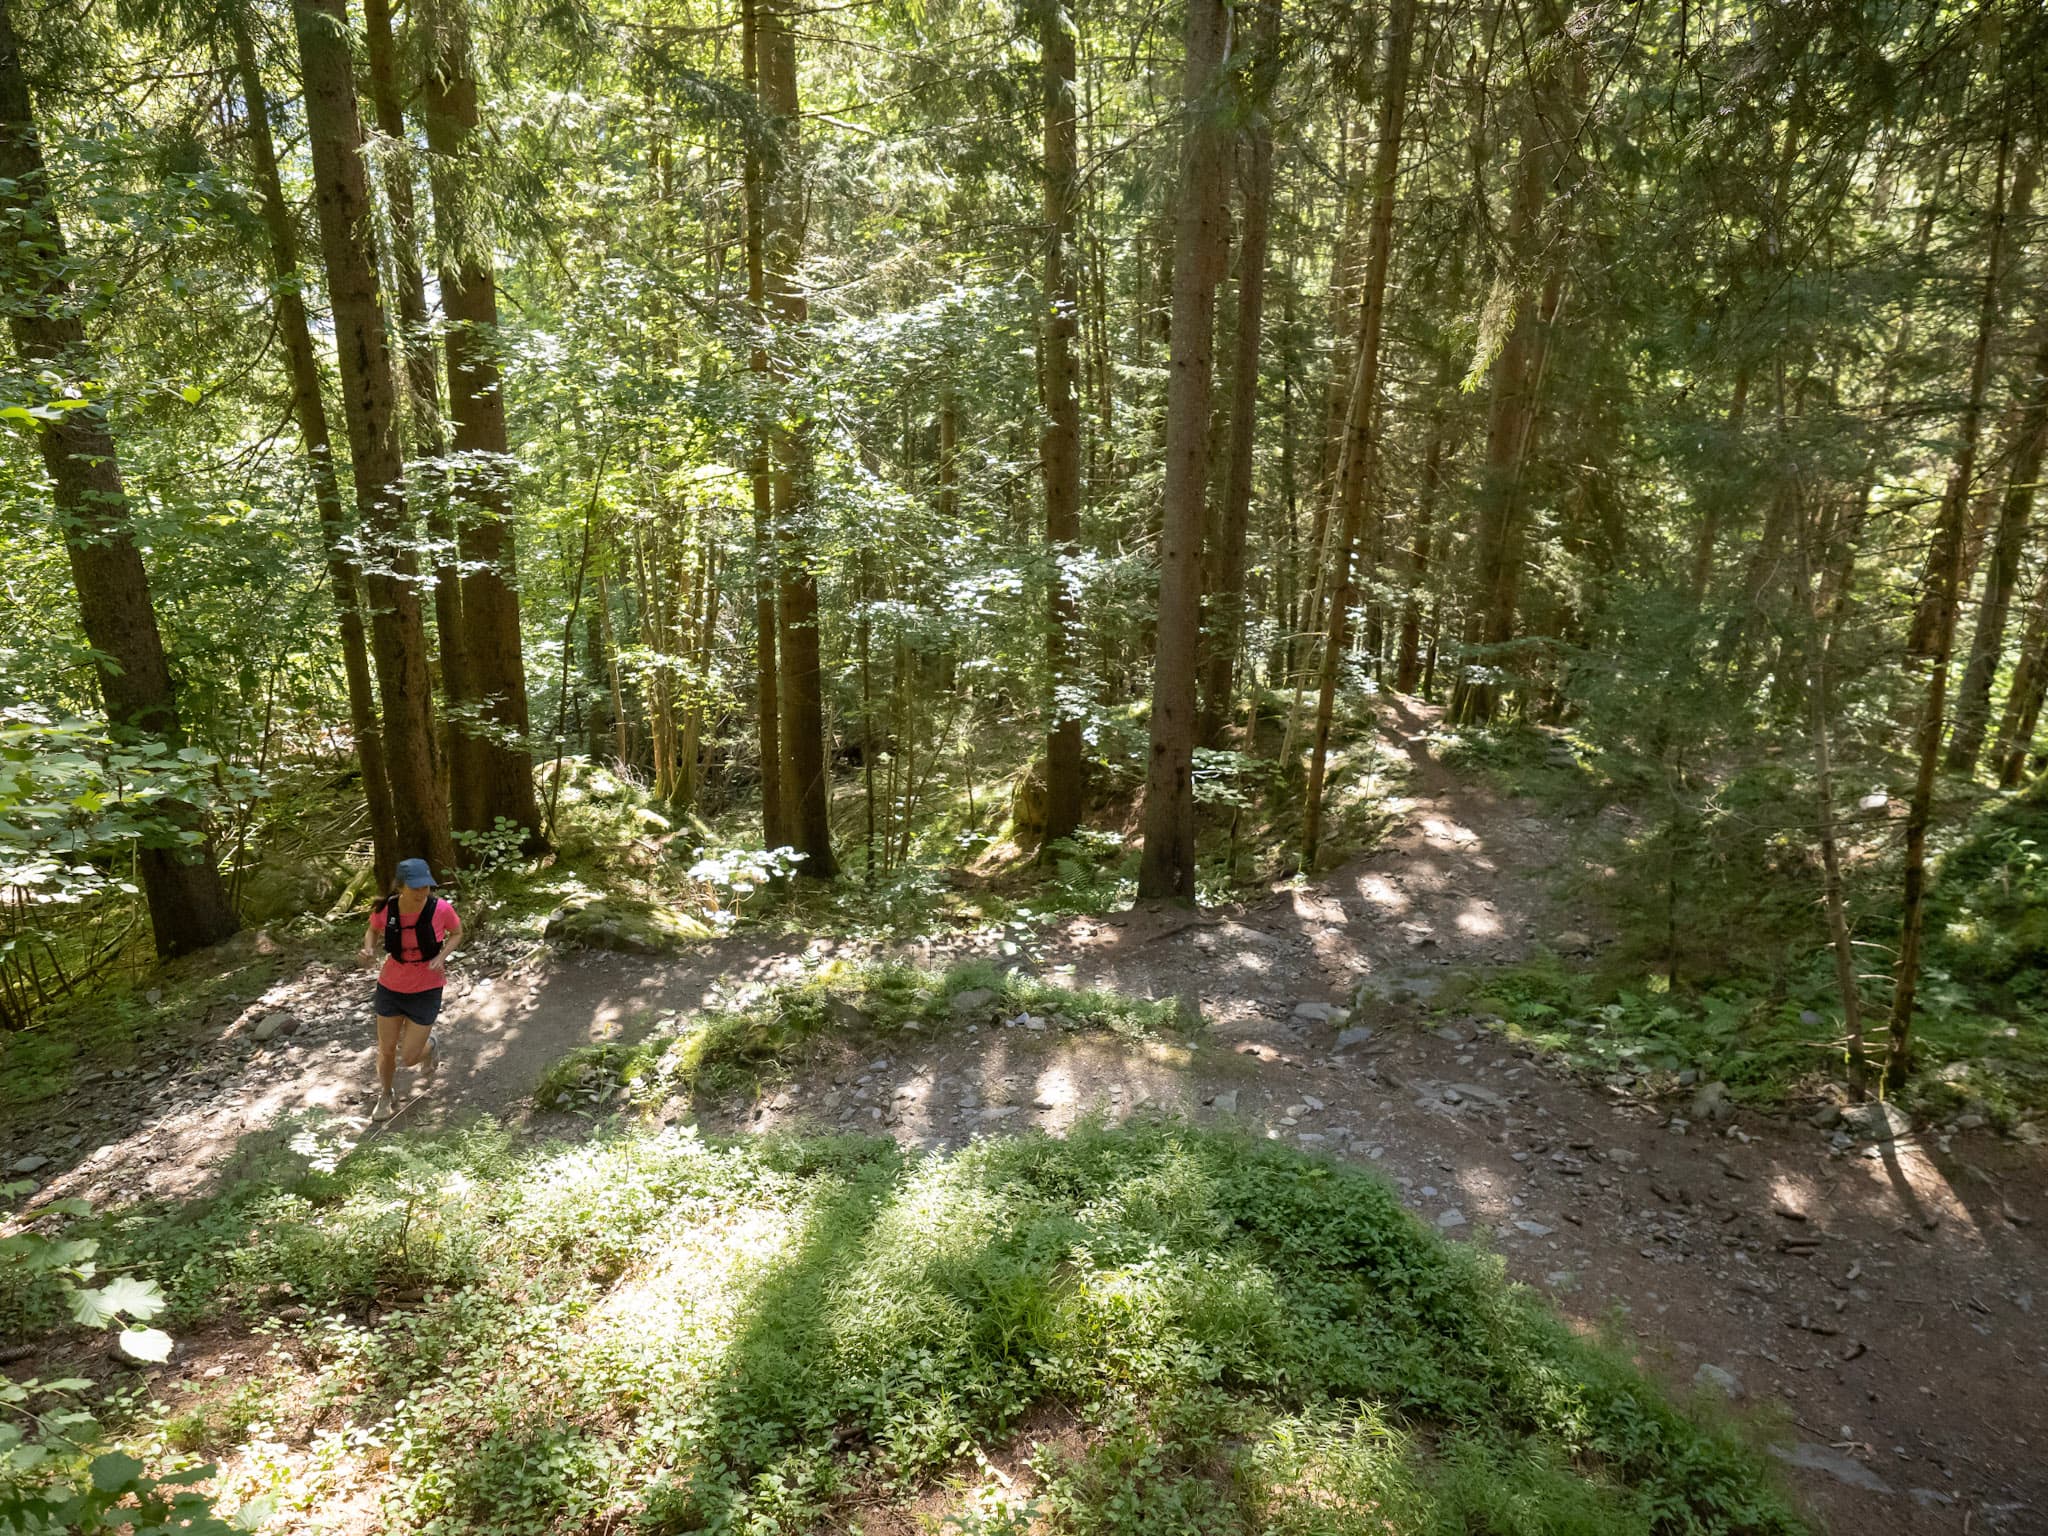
[4,0,2048,1527]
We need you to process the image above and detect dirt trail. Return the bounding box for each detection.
[4,697,2043,1534]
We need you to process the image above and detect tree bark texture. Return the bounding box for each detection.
[0,0,238,955]
[740,0,788,849]
[1135,0,1234,902]
[759,0,837,878]
[1040,0,1087,850]
[1196,24,1274,751]
[422,0,541,846]
[292,0,457,878]
[1888,124,2012,1082]
[1302,0,1415,866]
[1949,310,2048,775]
[229,2,399,888]
[362,0,466,802]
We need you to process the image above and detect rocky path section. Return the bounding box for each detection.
[708,995,2043,1536]
[3,697,2043,1533]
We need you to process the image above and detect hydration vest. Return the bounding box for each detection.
[382,895,444,963]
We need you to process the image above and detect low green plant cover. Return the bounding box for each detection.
[534,959,1194,1112]
[0,1183,232,1534]
[1454,954,2048,1125]
[39,1124,1804,1533]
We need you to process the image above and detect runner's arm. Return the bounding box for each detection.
[358,912,381,968]
[429,912,464,974]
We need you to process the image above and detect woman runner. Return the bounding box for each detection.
[358,857,462,1120]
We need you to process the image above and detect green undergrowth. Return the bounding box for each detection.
[1447,953,2048,1127]
[33,1120,1806,1534]
[1925,773,2048,1001]
[0,929,310,1114]
[1430,721,1598,807]
[534,960,1194,1114]
[1429,722,2048,1129]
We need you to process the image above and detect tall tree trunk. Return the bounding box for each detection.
[937,383,959,523]
[1039,0,1086,850]
[1134,0,1233,902]
[1305,121,1363,675]
[1888,123,2012,1084]
[1082,40,1115,502]
[1688,367,1750,602]
[229,2,398,888]
[1949,312,2048,776]
[1912,145,2036,661]
[1995,548,2048,788]
[1196,16,1274,750]
[1272,259,1299,690]
[759,0,837,878]
[1395,383,1452,693]
[1301,0,1415,867]
[680,536,716,808]
[1451,293,1560,725]
[362,0,465,804]
[291,0,457,878]
[595,565,631,765]
[740,0,787,849]
[422,0,541,848]
[1795,488,1868,1096]
[0,0,237,956]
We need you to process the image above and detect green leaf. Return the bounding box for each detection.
[117,1327,174,1363]
[4,1441,45,1473]
[68,1273,165,1327]
[180,384,204,404]
[90,1450,145,1492]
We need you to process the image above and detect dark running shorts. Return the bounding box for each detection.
[372,984,444,1028]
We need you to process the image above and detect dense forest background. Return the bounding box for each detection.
[4,0,2048,1099]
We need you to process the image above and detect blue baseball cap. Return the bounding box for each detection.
[395,858,437,888]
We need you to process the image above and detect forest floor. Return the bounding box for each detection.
[5,698,2044,1535]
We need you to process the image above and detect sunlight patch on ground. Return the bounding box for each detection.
[1419,816,1478,846]
[596,1199,793,1353]
[1454,903,1502,936]
[1357,874,1411,913]
[1400,856,1450,889]
[1839,1143,1987,1245]
[888,1068,940,1143]
[1033,1063,1080,1126]
[1453,1163,1516,1220]
[1287,890,1350,926]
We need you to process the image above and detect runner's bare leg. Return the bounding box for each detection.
[399,1021,433,1070]
[375,1014,403,1096]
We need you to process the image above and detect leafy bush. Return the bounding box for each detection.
[0,1184,230,1533]
[0,707,259,1029]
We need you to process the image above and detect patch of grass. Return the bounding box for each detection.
[51,1118,1805,1534]
[535,960,1195,1113]
[1430,722,1594,805]
[160,1380,269,1453]
[1449,954,2048,1125]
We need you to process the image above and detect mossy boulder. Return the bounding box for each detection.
[544,894,713,954]
[238,851,355,925]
